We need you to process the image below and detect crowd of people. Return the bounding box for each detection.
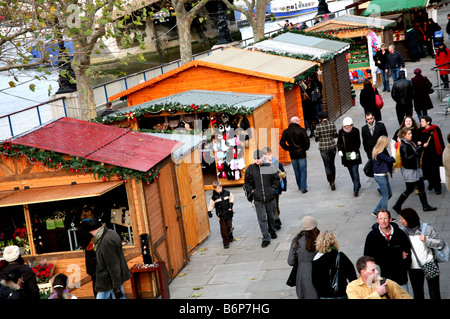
[0,216,131,300]
[2,21,450,302]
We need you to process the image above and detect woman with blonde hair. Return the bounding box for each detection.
[371,136,395,216]
[312,231,357,299]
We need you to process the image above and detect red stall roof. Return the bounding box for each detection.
[12,117,183,172]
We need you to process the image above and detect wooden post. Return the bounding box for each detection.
[23,204,36,255]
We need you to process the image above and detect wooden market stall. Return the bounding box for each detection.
[96,89,275,189]
[249,31,352,122]
[306,14,395,90]
[362,0,439,61]
[144,132,210,252]
[107,47,319,165]
[0,117,206,299]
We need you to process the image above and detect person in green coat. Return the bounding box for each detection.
[86,218,131,299]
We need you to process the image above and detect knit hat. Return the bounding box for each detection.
[3,245,20,262]
[343,117,353,126]
[302,216,318,231]
[414,68,422,74]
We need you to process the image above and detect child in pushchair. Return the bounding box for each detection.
[433,30,445,53]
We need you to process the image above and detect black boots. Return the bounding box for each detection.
[418,192,437,211]
[326,174,336,191]
[392,193,408,214]
[392,192,437,213]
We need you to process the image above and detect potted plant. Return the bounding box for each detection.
[13,227,30,255]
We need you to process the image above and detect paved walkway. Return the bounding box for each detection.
[168,8,450,300]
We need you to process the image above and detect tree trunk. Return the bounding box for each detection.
[75,69,96,120]
[252,2,267,42]
[178,15,194,65]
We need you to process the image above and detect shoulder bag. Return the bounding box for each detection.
[408,224,440,279]
[363,159,374,177]
[421,223,450,263]
[330,252,340,295]
[374,88,384,109]
[286,248,298,287]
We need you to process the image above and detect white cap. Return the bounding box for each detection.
[343,117,353,126]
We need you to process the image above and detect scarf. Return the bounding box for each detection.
[367,121,376,136]
[401,137,417,149]
[343,125,353,133]
[422,125,443,155]
[92,224,106,252]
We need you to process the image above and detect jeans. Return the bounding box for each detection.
[416,110,428,122]
[347,165,361,193]
[253,199,276,243]
[96,285,126,299]
[380,69,390,91]
[320,149,336,182]
[291,157,307,190]
[373,174,392,213]
[390,67,400,82]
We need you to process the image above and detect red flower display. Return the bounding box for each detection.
[30,260,56,283]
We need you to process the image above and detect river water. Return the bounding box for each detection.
[0,0,353,120]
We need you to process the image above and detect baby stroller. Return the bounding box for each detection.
[432,30,444,54]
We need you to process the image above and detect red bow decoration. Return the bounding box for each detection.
[125,112,136,122]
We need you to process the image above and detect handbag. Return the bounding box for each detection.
[330,252,340,295]
[286,248,298,287]
[343,137,360,161]
[422,223,450,263]
[363,159,374,177]
[408,224,440,279]
[374,88,384,109]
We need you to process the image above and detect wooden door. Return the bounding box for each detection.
[157,162,187,277]
[175,161,198,252]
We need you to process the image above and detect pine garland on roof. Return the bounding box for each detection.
[0,140,161,185]
[90,102,254,125]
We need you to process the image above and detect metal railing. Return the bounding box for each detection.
[431,63,450,116]
[0,4,355,141]
[92,5,355,108]
[0,96,67,141]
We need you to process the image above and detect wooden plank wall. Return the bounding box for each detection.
[125,66,292,163]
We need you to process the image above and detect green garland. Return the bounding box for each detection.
[283,65,319,90]
[258,49,335,64]
[0,141,161,185]
[90,102,253,125]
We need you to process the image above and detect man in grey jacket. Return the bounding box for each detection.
[244,150,280,248]
[86,218,131,299]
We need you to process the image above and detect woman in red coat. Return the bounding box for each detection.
[435,42,450,88]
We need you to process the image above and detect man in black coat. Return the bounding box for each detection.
[361,112,388,160]
[391,70,414,125]
[244,150,280,248]
[364,210,411,290]
[280,116,310,193]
